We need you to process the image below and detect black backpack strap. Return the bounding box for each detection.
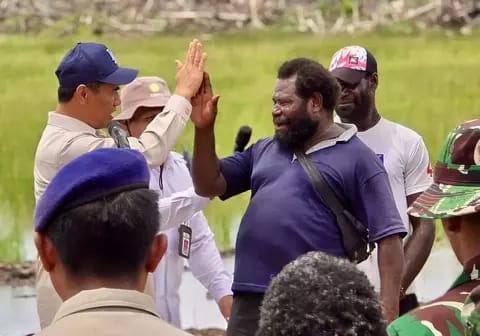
[295,150,374,263]
[295,150,345,216]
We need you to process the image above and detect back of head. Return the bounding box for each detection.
[256,251,386,336]
[277,57,340,112]
[34,148,158,280]
[47,188,158,279]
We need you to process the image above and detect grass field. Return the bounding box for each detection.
[0,30,478,261]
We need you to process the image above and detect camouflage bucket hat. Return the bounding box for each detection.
[462,285,480,336]
[408,119,480,219]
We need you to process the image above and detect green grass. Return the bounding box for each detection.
[0,31,479,261]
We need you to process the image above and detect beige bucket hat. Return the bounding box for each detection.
[115,76,171,120]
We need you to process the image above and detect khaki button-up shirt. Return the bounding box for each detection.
[36,288,193,336]
[34,94,191,201]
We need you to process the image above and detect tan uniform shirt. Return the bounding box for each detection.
[36,288,193,336]
[34,94,191,201]
[34,95,190,328]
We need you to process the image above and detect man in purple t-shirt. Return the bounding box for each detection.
[190,59,406,336]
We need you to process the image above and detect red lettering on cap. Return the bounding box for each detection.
[427,163,433,177]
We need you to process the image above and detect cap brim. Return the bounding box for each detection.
[408,183,480,219]
[115,95,170,121]
[331,68,366,85]
[100,67,138,86]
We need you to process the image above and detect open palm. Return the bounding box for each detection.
[191,72,220,129]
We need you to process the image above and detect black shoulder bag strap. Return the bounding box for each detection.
[295,150,375,263]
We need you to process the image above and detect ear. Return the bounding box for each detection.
[75,85,89,105]
[369,73,378,91]
[34,233,59,272]
[145,234,168,273]
[310,93,323,113]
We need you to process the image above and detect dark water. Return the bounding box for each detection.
[0,247,462,336]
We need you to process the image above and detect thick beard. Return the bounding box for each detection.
[274,110,319,151]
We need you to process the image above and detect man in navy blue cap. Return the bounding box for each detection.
[34,40,207,200]
[33,39,207,328]
[34,148,193,336]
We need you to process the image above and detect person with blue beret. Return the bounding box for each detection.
[34,148,193,336]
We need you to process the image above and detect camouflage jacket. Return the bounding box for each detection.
[462,284,480,336]
[388,256,480,336]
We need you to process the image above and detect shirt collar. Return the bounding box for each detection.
[291,122,357,160]
[48,112,105,137]
[53,288,160,323]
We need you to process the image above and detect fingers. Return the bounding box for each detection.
[198,52,207,72]
[186,39,207,70]
[196,77,206,97]
[187,40,197,65]
[200,72,207,94]
[211,95,220,108]
[205,95,219,111]
[175,60,183,71]
[193,41,203,67]
[187,39,203,67]
[204,72,213,95]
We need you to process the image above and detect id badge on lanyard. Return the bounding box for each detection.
[178,224,192,259]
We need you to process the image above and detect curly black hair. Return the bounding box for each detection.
[256,251,387,336]
[277,57,340,112]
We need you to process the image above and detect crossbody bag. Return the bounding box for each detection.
[295,150,375,263]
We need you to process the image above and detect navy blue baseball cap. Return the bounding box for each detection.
[34,148,150,232]
[55,42,139,88]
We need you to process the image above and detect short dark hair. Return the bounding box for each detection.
[277,58,340,112]
[57,82,102,103]
[256,251,387,336]
[45,188,159,279]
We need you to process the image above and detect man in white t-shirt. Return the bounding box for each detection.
[328,46,436,315]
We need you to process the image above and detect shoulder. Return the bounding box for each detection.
[169,151,186,163]
[346,135,376,151]
[251,137,275,150]
[387,313,434,336]
[383,118,425,147]
[165,152,190,170]
[389,291,465,335]
[238,137,277,159]
[342,136,386,173]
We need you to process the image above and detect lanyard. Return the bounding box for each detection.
[158,165,164,190]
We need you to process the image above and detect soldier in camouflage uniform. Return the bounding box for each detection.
[388,119,480,336]
[462,285,480,336]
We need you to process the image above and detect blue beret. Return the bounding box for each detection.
[34,148,150,232]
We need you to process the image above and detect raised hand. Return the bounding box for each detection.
[174,39,207,100]
[191,72,220,129]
